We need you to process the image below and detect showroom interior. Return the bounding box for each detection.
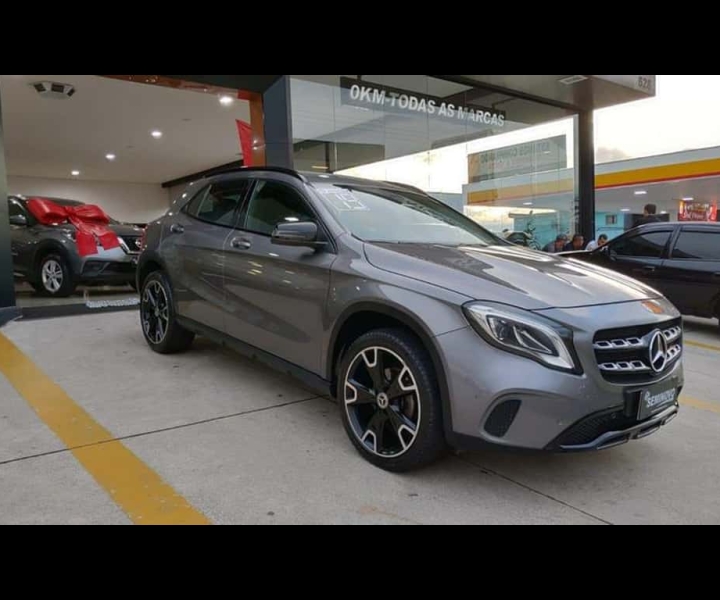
[0,74,658,323]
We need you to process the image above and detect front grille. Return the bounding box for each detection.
[552,409,637,447]
[119,236,142,255]
[593,318,683,384]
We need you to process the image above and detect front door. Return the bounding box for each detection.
[8,198,34,277]
[223,179,336,375]
[605,228,674,293]
[162,178,251,331]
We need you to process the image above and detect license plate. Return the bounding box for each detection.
[637,380,678,421]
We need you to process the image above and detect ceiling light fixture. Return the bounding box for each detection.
[71,170,81,177]
[523,202,534,206]
[151,130,163,139]
[219,95,234,106]
[105,153,116,161]
[634,190,647,196]
[682,197,694,201]
[621,208,631,212]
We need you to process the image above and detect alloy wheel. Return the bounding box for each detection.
[142,280,171,345]
[41,259,64,294]
[344,346,421,459]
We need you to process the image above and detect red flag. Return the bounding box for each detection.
[236,120,253,167]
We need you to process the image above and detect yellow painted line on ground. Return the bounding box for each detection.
[0,332,211,526]
[685,339,720,354]
[681,396,720,415]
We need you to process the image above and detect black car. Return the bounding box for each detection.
[8,195,144,297]
[563,222,720,327]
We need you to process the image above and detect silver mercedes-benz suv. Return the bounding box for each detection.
[137,167,684,472]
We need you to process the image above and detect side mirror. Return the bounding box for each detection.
[9,214,27,227]
[271,221,326,249]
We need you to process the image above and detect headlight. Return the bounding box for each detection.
[463,302,580,373]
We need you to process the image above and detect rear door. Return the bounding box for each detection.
[161,178,252,331]
[659,227,720,318]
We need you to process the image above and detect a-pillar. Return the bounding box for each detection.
[0,84,19,324]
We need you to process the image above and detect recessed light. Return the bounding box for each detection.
[523,202,534,206]
[219,95,234,106]
[634,190,647,196]
[71,170,81,177]
[660,211,668,214]
[105,153,116,161]
[151,130,163,139]
[682,197,694,201]
[621,208,631,212]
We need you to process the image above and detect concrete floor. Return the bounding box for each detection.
[1,311,719,525]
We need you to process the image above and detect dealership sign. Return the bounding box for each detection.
[468,135,568,183]
[678,199,718,222]
[340,77,506,127]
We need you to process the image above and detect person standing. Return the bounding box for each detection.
[635,204,662,227]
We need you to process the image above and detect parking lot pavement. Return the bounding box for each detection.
[1,310,719,525]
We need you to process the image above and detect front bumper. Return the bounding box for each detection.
[436,300,685,453]
[77,247,138,284]
[546,404,679,452]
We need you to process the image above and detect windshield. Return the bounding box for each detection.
[314,182,501,246]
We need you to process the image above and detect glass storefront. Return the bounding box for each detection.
[290,75,579,252]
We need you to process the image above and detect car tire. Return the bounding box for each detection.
[337,328,446,472]
[35,254,76,298]
[140,271,195,354]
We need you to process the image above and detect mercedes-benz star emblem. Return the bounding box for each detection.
[649,330,669,373]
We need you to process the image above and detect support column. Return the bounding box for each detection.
[0,85,17,317]
[575,110,596,240]
[262,76,294,169]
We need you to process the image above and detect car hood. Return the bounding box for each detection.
[49,222,142,237]
[364,242,662,310]
[109,223,144,237]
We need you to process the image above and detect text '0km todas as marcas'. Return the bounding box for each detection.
[348,84,506,127]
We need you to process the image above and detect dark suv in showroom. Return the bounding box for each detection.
[8,195,144,297]
[563,222,720,329]
[137,168,685,472]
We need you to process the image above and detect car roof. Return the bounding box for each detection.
[192,167,429,196]
[11,195,84,206]
[634,221,720,231]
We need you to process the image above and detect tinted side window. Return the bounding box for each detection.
[671,231,720,260]
[8,200,25,221]
[187,180,251,228]
[612,231,672,258]
[184,185,210,217]
[244,180,315,236]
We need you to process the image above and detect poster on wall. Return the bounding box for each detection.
[678,199,718,222]
[467,136,568,183]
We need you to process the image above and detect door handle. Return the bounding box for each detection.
[641,266,657,273]
[230,237,252,250]
[170,223,185,234]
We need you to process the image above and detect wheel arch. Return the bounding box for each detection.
[327,302,454,437]
[137,252,168,290]
[31,241,74,281]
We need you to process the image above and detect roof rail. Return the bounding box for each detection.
[210,165,309,182]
